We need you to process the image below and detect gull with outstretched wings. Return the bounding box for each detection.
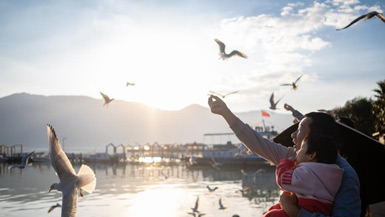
[8,151,35,169]
[214,39,247,60]
[207,185,218,192]
[209,90,239,98]
[269,92,283,110]
[47,125,96,217]
[100,92,114,106]
[280,74,303,91]
[337,11,385,30]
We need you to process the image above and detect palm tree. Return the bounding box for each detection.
[372,80,385,133]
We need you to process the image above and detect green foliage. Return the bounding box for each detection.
[371,80,385,133]
[333,97,375,136]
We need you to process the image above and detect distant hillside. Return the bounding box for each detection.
[0,93,294,152]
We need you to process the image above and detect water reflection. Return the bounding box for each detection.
[0,162,279,217]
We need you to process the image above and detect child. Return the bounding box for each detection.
[264,133,344,217]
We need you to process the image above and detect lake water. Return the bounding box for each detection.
[0,161,280,217]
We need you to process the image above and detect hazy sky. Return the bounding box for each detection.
[1,0,384,114]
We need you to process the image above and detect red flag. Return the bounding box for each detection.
[261,110,270,117]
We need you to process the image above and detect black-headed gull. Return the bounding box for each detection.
[191,196,200,213]
[206,185,218,192]
[280,74,303,90]
[218,197,227,210]
[8,151,34,169]
[100,92,114,106]
[337,11,385,30]
[269,92,283,110]
[209,90,239,98]
[126,82,135,87]
[47,125,96,217]
[214,39,247,60]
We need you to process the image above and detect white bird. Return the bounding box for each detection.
[214,39,247,60]
[337,11,385,30]
[191,196,200,213]
[47,125,96,217]
[100,92,114,106]
[8,151,35,169]
[209,90,239,98]
[48,203,62,213]
[280,74,303,90]
[218,197,227,210]
[126,82,135,87]
[207,185,218,192]
[210,157,222,170]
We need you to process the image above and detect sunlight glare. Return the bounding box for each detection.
[128,187,184,217]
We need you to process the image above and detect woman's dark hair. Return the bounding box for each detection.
[304,112,336,138]
[304,133,338,164]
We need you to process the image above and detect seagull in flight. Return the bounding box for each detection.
[100,92,114,106]
[269,92,283,110]
[48,203,62,213]
[8,151,35,169]
[209,90,239,98]
[191,196,200,213]
[337,11,385,30]
[214,39,247,60]
[207,185,218,192]
[126,82,135,87]
[218,197,227,210]
[280,74,303,91]
[47,125,96,217]
[187,212,206,217]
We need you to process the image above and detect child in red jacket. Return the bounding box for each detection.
[264,133,344,217]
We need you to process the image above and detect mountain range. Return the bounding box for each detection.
[0,93,294,153]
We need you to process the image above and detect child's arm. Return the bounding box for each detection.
[276,158,313,194]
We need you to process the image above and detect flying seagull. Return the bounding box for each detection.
[337,11,385,30]
[280,74,303,90]
[214,39,247,60]
[209,90,239,98]
[187,212,206,217]
[218,197,227,210]
[47,125,96,217]
[191,196,200,213]
[48,203,62,213]
[8,151,35,169]
[126,82,135,87]
[100,92,114,106]
[269,92,283,110]
[207,185,218,192]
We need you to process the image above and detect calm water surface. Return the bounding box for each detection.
[0,162,280,217]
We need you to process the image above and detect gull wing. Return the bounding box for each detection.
[294,74,303,84]
[100,92,110,102]
[280,83,292,86]
[61,188,78,217]
[376,13,385,22]
[214,39,226,54]
[47,125,77,182]
[275,96,284,107]
[224,90,239,97]
[22,151,35,165]
[269,93,275,108]
[229,50,247,58]
[337,14,368,30]
[193,196,199,211]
